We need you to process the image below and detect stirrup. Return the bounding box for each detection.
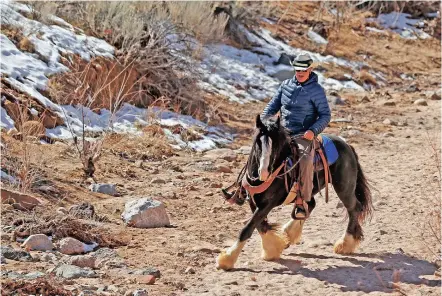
[294,198,309,220]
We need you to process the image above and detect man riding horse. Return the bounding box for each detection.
[260,52,331,219]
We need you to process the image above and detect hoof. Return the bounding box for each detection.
[216,251,235,270]
[282,219,304,246]
[334,233,360,254]
[260,229,289,261]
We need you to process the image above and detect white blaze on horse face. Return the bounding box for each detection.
[258,135,272,181]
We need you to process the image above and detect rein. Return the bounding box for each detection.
[242,141,312,197]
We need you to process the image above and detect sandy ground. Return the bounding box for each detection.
[1,81,441,296]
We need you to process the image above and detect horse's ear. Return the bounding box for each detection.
[276,116,281,127]
[256,114,264,129]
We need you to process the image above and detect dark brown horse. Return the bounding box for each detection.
[216,115,373,270]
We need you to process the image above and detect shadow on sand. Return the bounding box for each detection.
[268,252,441,293]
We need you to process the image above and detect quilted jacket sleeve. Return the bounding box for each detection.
[309,85,331,136]
[261,82,284,119]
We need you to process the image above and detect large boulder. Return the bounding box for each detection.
[1,189,44,210]
[53,264,96,279]
[58,237,97,255]
[121,198,170,228]
[21,234,53,251]
[89,183,117,196]
[1,246,33,262]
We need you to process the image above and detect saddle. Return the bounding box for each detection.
[284,135,333,213]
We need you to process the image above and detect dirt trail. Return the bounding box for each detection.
[111,88,440,295]
[1,86,440,295]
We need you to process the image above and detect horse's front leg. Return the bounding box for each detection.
[216,205,272,271]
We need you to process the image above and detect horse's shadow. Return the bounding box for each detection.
[268,252,440,293]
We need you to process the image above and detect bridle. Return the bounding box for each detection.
[242,135,312,198]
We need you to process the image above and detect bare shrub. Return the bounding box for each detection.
[1,102,48,193]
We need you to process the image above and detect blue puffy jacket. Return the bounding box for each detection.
[261,72,331,136]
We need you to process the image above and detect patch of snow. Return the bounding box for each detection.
[30,108,38,116]
[1,106,15,130]
[1,170,17,183]
[1,2,114,93]
[368,12,432,39]
[425,12,439,18]
[308,30,328,45]
[83,242,98,253]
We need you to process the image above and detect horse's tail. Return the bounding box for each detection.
[350,145,373,224]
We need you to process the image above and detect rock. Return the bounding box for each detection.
[382,119,396,126]
[23,271,46,280]
[91,247,125,268]
[382,100,396,106]
[1,233,11,241]
[328,96,345,106]
[341,130,361,137]
[413,98,428,106]
[132,289,148,296]
[40,252,57,263]
[1,255,5,264]
[1,246,33,262]
[129,267,161,278]
[54,264,96,279]
[361,96,370,103]
[68,255,96,269]
[58,237,96,255]
[236,146,252,155]
[21,234,53,251]
[122,198,170,228]
[383,132,395,137]
[395,248,405,254]
[68,202,96,219]
[380,230,388,235]
[274,53,295,66]
[406,84,419,93]
[210,182,223,188]
[150,178,166,184]
[185,267,195,274]
[137,274,156,285]
[1,188,44,210]
[3,271,45,280]
[331,118,352,123]
[89,183,117,196]
[430,92,441,100]
[215,164,232,173]
[204,149,237,162]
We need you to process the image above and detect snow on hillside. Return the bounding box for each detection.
[368,12,437,39]
[1,1,374,151]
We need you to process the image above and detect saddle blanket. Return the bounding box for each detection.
[287,134,339,170]
[314,134,339,167]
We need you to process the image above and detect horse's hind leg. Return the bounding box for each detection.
[216,205,273,270]
[334,191,363,254]
[283,197,316,246]
[258,219,289,261]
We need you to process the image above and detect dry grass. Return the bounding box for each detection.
[1,277,72,296]
[104,132,175,162]
[0,102,50,193]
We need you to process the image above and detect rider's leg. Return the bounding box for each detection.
[295,138,314,218]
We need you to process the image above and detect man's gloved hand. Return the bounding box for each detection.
[303,130,314,141]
